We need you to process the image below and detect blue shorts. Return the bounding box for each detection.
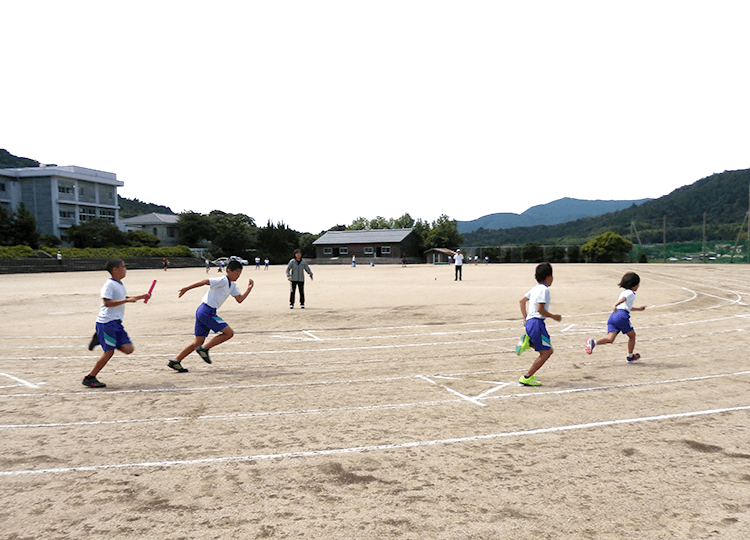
[607,309,634,334]
[525,317,551,351]
[194,303,228,337]
[96,320,131,351]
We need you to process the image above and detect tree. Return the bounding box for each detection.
[12,204,40,249]
[209,211,257,258]
[177,212,216,246]
[67,219,129,248]
[348,217,370,230]
[521,242,544,263]
[581,232,633,263]
[126,230,161,247]
[0,206,14,246]
[393,213,415,229]
[424,215,463,249]
[257,220,299,263]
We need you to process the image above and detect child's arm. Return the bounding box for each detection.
[612,297,627,311]
[632,306,646,311]
[537,302,562,322]
[178,279,210,298]
[519,296,529,322]
[103,294,148,307]
[234,278,254,304]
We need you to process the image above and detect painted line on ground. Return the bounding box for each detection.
[2,405,748,477]
[2,370,748,429]
[0,373,39,389]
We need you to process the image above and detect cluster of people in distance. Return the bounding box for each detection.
[516,263,645,387]
[82,254,644,390]
[83,249,312,388]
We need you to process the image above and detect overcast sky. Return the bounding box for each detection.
[3,1,749,233]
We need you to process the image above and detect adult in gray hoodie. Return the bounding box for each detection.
[286,249,313,308]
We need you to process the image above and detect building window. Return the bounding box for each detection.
[58,185,74,195]
[324,248,333,255]
[364,247,374,255]
[100,209,116,223]
[381,246,391,255]
[0,183,5,192]
[79,206,97,222]
[339,247,349,255]
[59,210,75,219]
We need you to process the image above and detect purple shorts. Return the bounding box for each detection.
[525,317,551,351]
[607,309,634,334]
[194,303,228,337]
[95,320,131,351]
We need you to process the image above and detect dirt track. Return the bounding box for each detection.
[1,262,749,539]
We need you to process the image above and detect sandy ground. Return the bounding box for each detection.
[1,262,749,540]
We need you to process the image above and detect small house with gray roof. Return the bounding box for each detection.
[313,228,419,263]
[121,212,179,246]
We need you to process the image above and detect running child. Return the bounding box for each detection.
[168,259,254,372]
[518,262,562,387]
[83,259,151,388]
[585,272,645,361]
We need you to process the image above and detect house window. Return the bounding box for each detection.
[339,247,348,255]
[364,247,374,255]
[0,183,5,192]
[323,248,333,255]
[381,246,391,255]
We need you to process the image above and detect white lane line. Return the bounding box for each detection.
[443,386,486,407]
[0,373,39,389]
[302,331,323,341]
[3,405,748,477]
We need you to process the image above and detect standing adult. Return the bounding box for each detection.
[454,249,464,281]
[286,249,313,309]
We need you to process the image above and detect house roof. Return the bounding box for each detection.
[313,228,414,245]
[121,212,179,225]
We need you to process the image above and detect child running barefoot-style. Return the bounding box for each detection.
[518,262,562,387]
[586,272,646,362]
[169,260,253,372]
[83,259,151,388]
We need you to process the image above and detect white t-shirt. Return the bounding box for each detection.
[454,253,464,266]
[97,278,127,323]
[616,289,636,312]
[525,283,551,320]
[202,276,242,309]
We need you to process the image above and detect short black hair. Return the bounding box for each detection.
[106,259,124,274]
[619,272,640,289]
[535,262,553,283]
[227,260,243,272]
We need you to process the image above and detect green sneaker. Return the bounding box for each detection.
[519,374,541,387]
[516,334,531,355]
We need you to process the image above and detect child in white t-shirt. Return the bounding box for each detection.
[586,272,646,361]
[518,262,562,387]
[169,260,254,372]
[83,259,150,388]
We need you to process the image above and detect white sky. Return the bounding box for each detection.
[3,1,749,233]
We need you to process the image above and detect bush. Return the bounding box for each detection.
[0,245,37,258]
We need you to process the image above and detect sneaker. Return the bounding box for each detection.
[87,332,99,351]
[516,334,531,355]
[300,305,305,309]
[585,338,595,355]
[82,375,106,388]
[290,304,294,309]
[168,360,188,373]
[519,374,542,387]
[196,346,212,364]
[627,353,641,362]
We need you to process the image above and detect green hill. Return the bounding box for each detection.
[0,149,40,168]
[464,168,750,246]
[117,196,175,218]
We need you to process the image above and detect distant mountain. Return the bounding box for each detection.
[118,196,175,218]
[0,148,40,168]
[458,198,651,233]
[463,168,750,246]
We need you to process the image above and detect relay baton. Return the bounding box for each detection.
[144,280,157,303]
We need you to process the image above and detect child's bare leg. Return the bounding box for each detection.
[596,331,619,346]
[175,336,206,362]
[89,349,116,377]
[525,349,553,378]
[625,330,636,354]
[203,326,234,350]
